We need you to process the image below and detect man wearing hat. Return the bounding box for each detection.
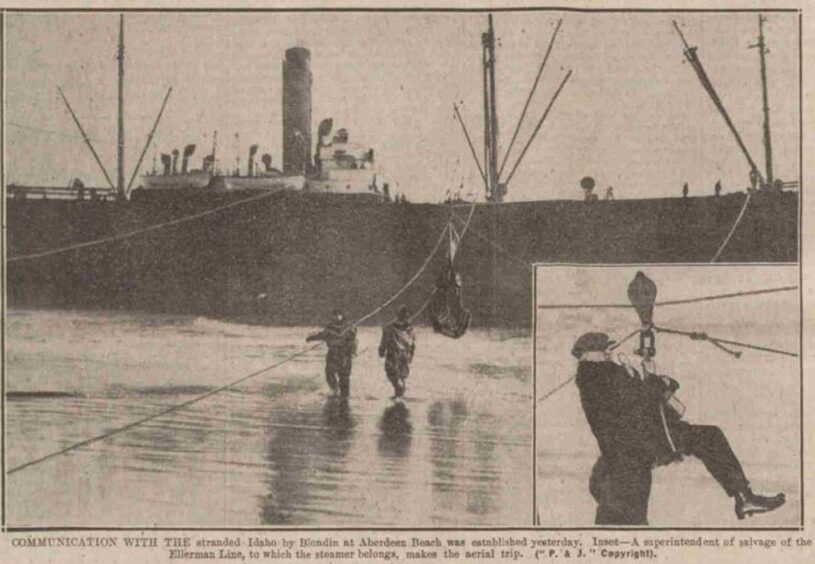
[572,332,785,525]
[306,309,357,398]
[379,305,416,399]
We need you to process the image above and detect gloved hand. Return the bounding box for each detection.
[659,375,680,394]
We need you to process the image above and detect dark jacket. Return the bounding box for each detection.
[307,321,357,365]
[575,360,678,467]
[379,320,415,360]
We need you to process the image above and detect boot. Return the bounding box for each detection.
[735,489,786,520]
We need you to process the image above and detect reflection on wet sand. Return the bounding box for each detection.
[118,417,211,475]
[377,402,413,462]
[6,314,532,526]
[428,400,464,496]
[259,396,357,524]
[428,399,499,519]
[468,419,499,516]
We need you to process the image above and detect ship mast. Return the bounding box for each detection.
[673,20,764,187]
[211,131,218,172]
[482,14,500,202]
[455,15,569,201]
[117,13,125,200]
[751,14,774,188]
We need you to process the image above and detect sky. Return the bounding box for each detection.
[535,263,800,372]
[5,10,800,202]
[535,264,798,309]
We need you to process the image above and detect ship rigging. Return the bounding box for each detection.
[674,14,796,192]
[454,14,572,203]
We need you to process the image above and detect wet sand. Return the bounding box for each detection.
[5,310,532,527]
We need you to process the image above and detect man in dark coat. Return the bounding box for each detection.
[306,309,357,398]
[573,332,785,525]
[379,305,416,398]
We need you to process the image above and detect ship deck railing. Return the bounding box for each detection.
[6,185,115,201]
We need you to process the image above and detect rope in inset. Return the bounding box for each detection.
[8,190,282,262]
[537,285,797,310]
[536,329,640,403]
[654,325,798,358]
[535,319,797,407]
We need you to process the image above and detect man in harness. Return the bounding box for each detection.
[379,305,416,399]
[306,309,357,398]
[573,331,785,525]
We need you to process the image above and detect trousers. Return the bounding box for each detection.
[674,422,749,496]
[384,357,410,396]
[590,423,749,525]
[326,358,352,397]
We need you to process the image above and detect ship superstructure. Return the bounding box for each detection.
[136,45,380,200]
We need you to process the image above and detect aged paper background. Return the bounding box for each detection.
[2,0,814,562]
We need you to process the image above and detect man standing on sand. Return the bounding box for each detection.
[572,332,785,525]
[379,305,416,399]
[306,309,357,398]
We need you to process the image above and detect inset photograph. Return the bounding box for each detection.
[535,264,800,527]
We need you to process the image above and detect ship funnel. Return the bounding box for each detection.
[161,153,172,175]
[181,144,196,174]
[282,47,312,176]
[248,144,259,176]
[171,149,180,175]
[261,153,273,172]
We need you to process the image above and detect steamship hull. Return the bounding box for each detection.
[5,189,798,327]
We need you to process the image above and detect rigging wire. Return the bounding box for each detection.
[451,212,531,269]
[7,121,81,138]
[497,18,563,181]
[654,325,798,358]
[536,329,640,403]
[8,190,283,262]
[536,284,797,310]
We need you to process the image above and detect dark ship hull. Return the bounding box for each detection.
[6,190,797,327]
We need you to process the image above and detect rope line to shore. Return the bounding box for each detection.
[7,343,321,475]
[352,200,478,329]
[350,223,450,328]
[8,206,475,475]
[7,190,282,262]
[536,285,797,310]
[451,212,532,269]
[710,192,752,263]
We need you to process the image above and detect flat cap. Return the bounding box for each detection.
[571,332,615,359]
